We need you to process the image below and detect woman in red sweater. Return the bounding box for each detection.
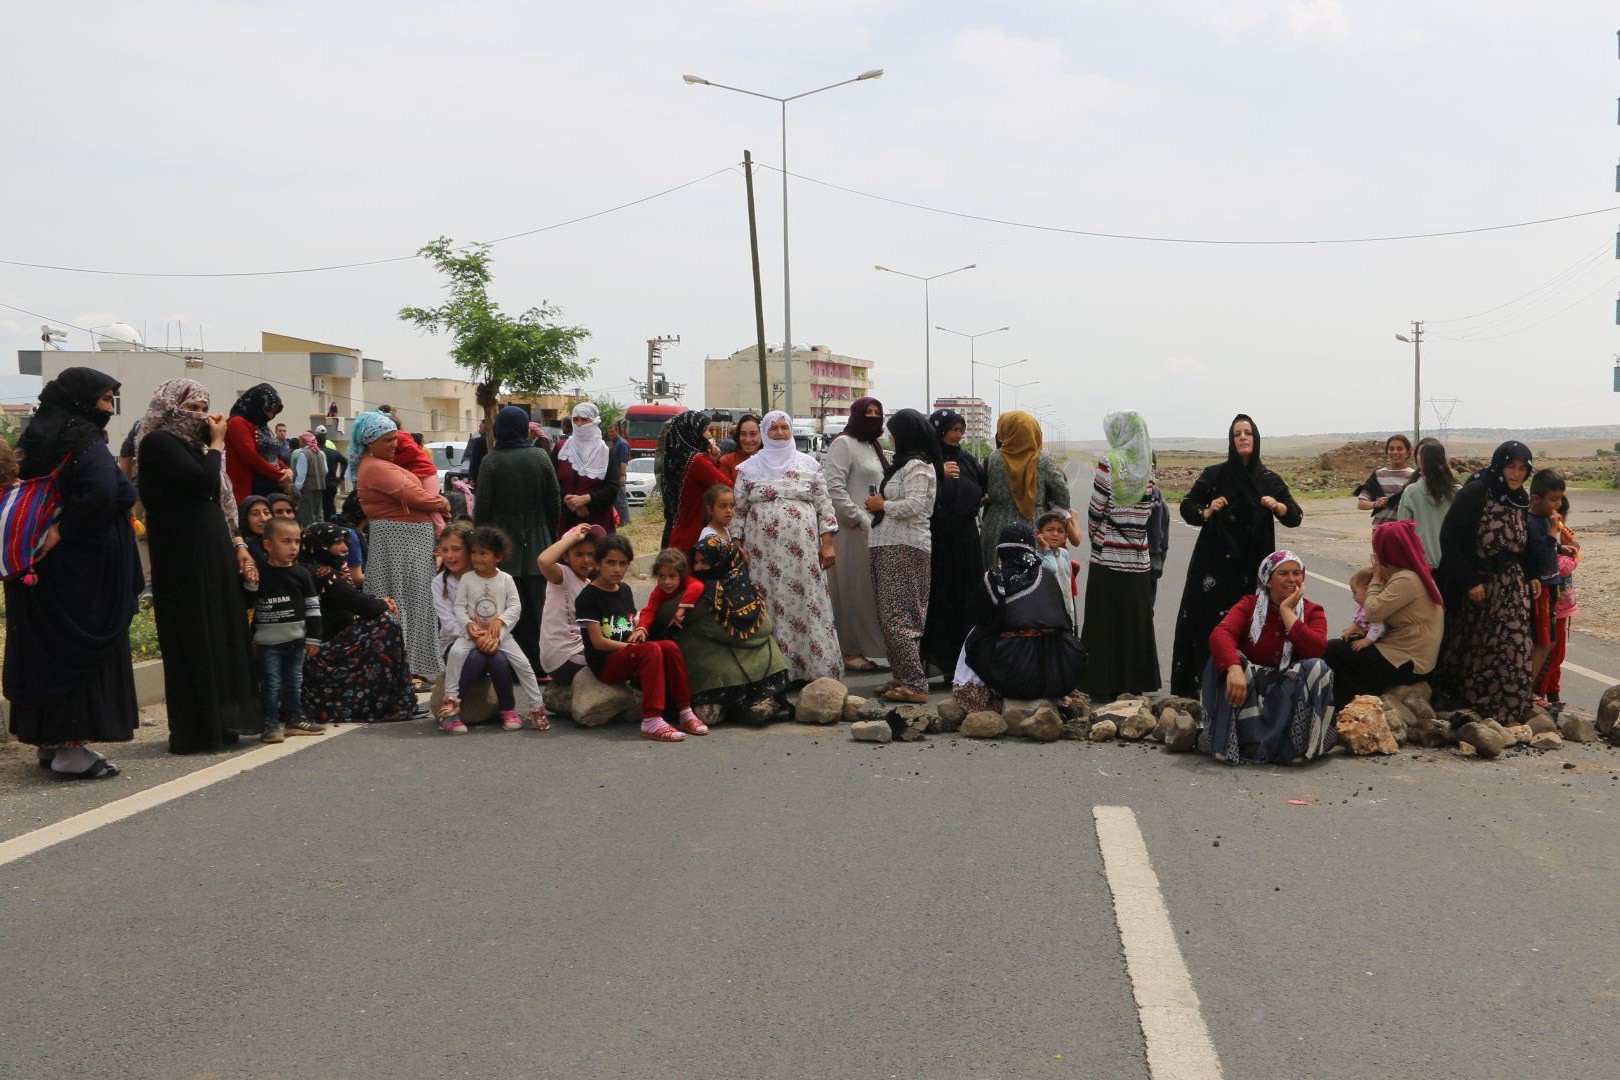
[659,410,730,551]
[224,383,293,505]
[1200,549,1338,765]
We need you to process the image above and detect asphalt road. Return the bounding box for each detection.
[4,499,1620,1078]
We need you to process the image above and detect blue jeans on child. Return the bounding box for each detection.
[259,640,306,727]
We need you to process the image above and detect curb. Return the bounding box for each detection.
[0,659,166,742]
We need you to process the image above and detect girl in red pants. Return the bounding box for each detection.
[574,534,708,742]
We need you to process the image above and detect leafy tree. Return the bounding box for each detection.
[399,237,592,429]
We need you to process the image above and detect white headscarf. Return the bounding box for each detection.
[1250,550,1304,668]
[558,402,609,480]
[736,410,818,481]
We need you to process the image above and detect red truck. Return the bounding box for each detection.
[623,403,687,458]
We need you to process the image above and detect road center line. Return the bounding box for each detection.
[1093,805,1224,1080]
[0,725,359,870]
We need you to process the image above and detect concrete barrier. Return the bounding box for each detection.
[0,658,167,741]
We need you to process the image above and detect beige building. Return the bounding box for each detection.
[931,396,992,443]
[20,330,484,448]
[705,344,874,421]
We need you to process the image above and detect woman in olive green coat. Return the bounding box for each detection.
[475,406,562,673]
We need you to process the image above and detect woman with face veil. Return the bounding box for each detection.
[5,368,144,776]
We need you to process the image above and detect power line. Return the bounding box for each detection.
[754,162,1620,246]
[1430,272,1620,342]
[1429,237,1614,323]
[1428,247,1612,336]
[0,167,741,279]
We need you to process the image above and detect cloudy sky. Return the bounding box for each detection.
[2,1,1617,438]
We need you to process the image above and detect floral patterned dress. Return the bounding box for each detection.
[734,466,842,682]
[1437,499,1534,726]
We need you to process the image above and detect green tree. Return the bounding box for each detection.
[399,237,592,430]
[578,396,626,432]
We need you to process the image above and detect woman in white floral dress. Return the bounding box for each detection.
[734,411,842,683]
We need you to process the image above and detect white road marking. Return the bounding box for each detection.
[1093,805,1224,1080]
[0,725,359,869]
[1306,571,1349,591]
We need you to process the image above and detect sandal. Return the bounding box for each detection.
[880,687,929,704]
[52,754,120,780]
[640,720,686,743]
[677,713,710,736]
[844,657,881,672]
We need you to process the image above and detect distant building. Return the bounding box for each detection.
[932,396,991,442]
[18,330,483,448]
[705,344,874,424]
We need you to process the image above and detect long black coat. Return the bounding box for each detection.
[1168,461,1302,696]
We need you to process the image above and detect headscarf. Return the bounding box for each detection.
[1103,411,1154,507]
[1222,413,1265,508]
[558,402,609,480]
[1469,440,1533,508]
[265,492,296,517]
[18,366,117,479]
[300,521,351,596]
[995,411,1043,521]
[929,408,985,520]
[237,495,270,539]
[737,410,819,481]
[985,522,1045,603]
[691,534,766,640]
[136,377,237,533]
[347,410,397,481]
[1250,550,1304,667]
[228,383,282,427]
[493,406,531,451]
[882,408,945,490]
[837,397,889,468]
[657,410,713,527]
[527,421,544,444]
[1372,520,1443,608]
[299,430,319,452]
[930,408,966,446]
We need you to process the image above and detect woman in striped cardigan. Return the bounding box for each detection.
[1080,412,1163,702]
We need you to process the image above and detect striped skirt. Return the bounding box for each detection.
[364,519,442,678]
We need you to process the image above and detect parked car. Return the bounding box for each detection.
[623,457,657,506]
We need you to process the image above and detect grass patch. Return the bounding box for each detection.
[0,597,162,662]
[619,495,667,561]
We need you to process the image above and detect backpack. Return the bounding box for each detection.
[0,454,71,585]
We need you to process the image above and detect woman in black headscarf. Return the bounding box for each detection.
[298,521,420,723]
[868,408,944,702]
[5,367,143,777]
[1169,414,1303,696]
[953,522,1087,708]
[920,408,987,680]
[1433,440,1537,725]
[659,410,728,551]
[474,405,561,673]
[224,382,293,505]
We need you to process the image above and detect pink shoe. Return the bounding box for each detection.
[528,708,551,731]
[438,717,469,735]
[500,710,523,731]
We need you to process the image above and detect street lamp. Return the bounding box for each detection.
[997,378,1040,413]
[935,324,1010,405]
[875,263,975,408]
[685,68,884,415]
[1395,321,1422,447]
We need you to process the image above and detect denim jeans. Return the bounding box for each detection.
[259,640,306,728]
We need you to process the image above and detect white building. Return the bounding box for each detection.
[19,330,483,448]
[931,396,992,442]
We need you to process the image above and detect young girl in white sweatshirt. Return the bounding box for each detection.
[438,526,545,734]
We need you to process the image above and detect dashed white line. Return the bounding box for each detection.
[0,725,359,869]
[1094,804,1224,1080]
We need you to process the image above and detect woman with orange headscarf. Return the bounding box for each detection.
[979,411,1070,569]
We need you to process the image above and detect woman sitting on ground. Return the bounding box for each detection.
[678,534,790,725]
[1323,520,1443,707]
[1200,550,1336,765]
[952,523,1087,712]
[299,522,420,723]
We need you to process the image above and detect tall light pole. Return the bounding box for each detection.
[1395,320,1423,446]
[998,378,1040,413]
[685,68,884,415]
[973,357,1027,429]
[875,263,975,409]
[935,324,1010,405]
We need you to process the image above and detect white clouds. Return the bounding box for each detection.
[1165,354,1205,375]
[1185,0,1350,42]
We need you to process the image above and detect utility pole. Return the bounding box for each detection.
[743,150,769,413]
[643,335,682,402]
[1395,320,1423,446]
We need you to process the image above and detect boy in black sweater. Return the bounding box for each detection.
[246,517,326,743]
